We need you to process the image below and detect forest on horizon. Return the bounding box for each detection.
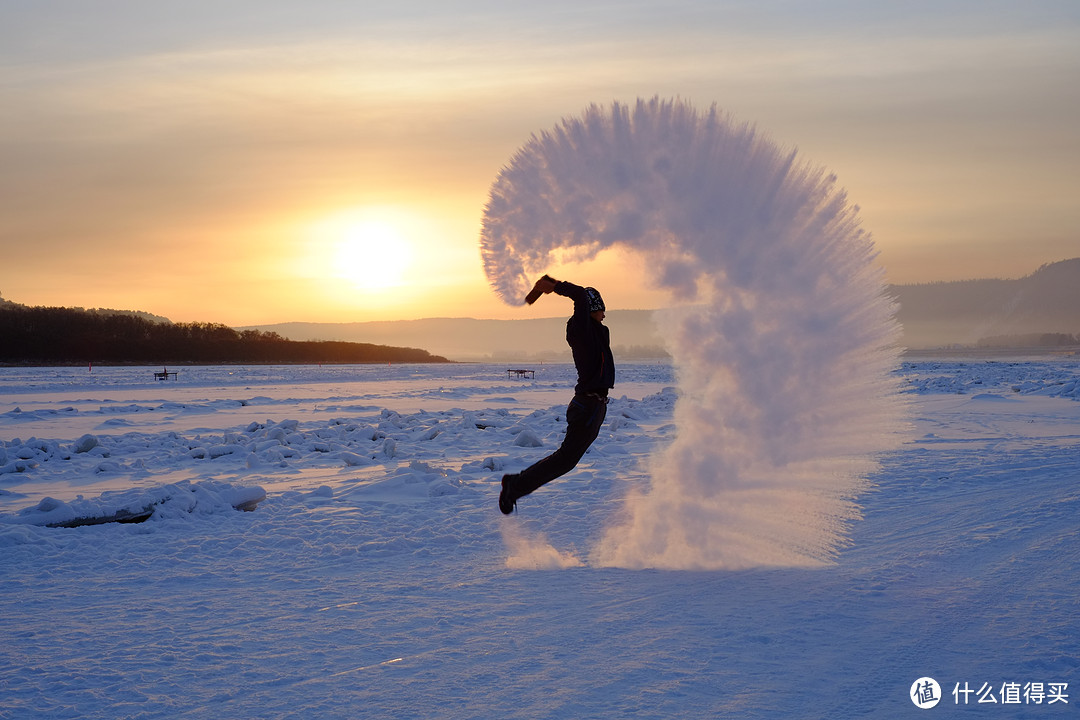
[0,303,449,365]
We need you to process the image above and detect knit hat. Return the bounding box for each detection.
[585,287,605,313]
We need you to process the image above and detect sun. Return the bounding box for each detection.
[329,215,414,291]
[296,205,455,316]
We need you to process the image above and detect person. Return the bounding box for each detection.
[499,275,615,514]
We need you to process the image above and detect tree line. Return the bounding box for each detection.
[0,305,449,365]
[976,333,1079,349]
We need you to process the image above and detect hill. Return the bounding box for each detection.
[247,259,1080,357]
[0,302,448,365]
[240,310,668,362]
[890,258,1080,348]
[6,256,1074,361]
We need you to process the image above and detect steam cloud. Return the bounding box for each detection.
[481,98,905,570]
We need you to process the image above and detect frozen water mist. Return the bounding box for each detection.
[500,522,585,570]
[481,98,905,570]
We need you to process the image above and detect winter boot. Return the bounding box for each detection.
[499,474,518,515]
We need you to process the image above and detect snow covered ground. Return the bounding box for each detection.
[1,360,1077,718]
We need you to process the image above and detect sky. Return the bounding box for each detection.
[1,0,1078,325]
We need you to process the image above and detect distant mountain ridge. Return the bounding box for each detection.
[240,311,667,363]
[8,257,1072,361]
[889,258,1080,348]
[246,258,1080,357]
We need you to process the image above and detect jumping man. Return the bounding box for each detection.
[499,275,615,514]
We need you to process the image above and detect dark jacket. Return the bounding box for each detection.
[555,281,615,395]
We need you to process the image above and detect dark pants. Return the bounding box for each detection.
[508,393,608,501]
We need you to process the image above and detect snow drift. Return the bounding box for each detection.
[9,480,266,528]
[480,97,906,569]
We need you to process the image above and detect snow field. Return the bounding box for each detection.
[0,360,1078,718]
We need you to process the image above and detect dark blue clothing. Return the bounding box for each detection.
[555,281,615,395]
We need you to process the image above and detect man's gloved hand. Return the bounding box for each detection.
[525,274,558,304]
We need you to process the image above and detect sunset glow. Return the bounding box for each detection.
[0,3,1076,326]
[319,211,416,291]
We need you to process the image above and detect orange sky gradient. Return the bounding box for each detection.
[1,2,1077,326]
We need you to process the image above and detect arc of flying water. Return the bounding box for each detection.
[481,97,906,570]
